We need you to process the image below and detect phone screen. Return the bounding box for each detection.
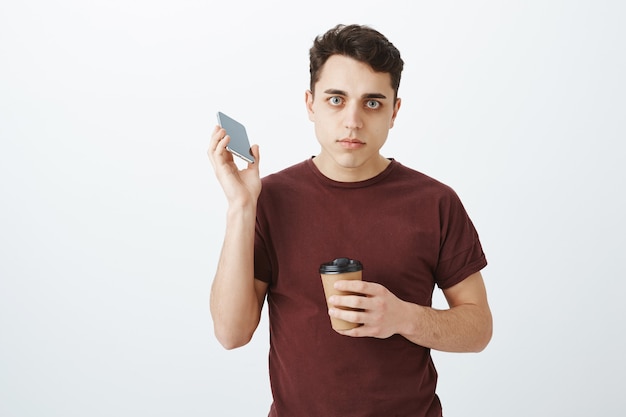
[216,112,255,163]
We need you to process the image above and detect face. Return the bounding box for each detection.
[306,54,401,182]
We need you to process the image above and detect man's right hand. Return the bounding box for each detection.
[207,125,261,207]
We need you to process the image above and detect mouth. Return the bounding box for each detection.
[337,138,365,149]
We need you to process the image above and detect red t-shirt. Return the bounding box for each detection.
[254,158,487,417]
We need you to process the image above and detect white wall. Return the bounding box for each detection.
[1,1,624,416]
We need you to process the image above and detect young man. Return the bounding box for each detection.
[208,24,492,417]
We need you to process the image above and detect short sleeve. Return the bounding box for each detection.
[434,191,487,289]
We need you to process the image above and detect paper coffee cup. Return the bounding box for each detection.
[319,258,364,331]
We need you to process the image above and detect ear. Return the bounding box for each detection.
[305,90,315,122]
[389,97,402,128]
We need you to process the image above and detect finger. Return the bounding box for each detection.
[328,308,367,332]
[334,280,380,296]
[209,125,222,148]
[249,144,260,166]
[329,294,368,310]
[335,325,367,337]
[208,127,222,160]
[208,129,234,166]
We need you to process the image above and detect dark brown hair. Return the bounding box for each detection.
[309,24,404,99]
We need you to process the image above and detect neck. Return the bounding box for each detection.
[312,154,391,182]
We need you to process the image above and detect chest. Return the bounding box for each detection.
[266,193,442,305]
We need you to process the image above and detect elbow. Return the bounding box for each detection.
[473,328,492,352]
[218,338,250,351]
[210,300,259,350]
[473,315,493,352]
[214,324,254,350]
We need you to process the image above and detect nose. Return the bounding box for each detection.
[343,102,363,130]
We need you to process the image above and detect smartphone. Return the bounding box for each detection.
[216,111,255,164]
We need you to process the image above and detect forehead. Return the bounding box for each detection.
[315,55,394,96]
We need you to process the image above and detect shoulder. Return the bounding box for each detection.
[261,160,310,187]
[257,160,315,206]
[388,160,459,198]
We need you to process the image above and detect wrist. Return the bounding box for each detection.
[227,201,256,220]
[397,302,429,341]
[226,193,257,212]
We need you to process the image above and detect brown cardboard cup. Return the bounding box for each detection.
[319,258,364,331]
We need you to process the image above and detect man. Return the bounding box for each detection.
[208,24,492,417]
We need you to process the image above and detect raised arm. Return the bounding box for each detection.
[207,125,268,350]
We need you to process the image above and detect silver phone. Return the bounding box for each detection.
[216,111,255,164]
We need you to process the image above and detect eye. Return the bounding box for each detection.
[329,96,343,106]
[365,100,381,109]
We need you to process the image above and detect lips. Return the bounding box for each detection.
[337,138,365,149]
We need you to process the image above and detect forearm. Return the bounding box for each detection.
[399,302,492,353]
[210,203,262,349]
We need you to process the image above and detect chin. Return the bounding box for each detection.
[334,154,364,169]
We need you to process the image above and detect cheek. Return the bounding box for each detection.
[372,123,392,143]
[311,107,335,128]
[315,122,333,140]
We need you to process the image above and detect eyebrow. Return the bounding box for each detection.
[323,89,388,100]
